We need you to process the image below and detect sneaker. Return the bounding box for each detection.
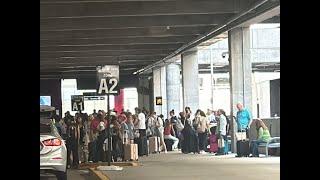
[164,151,168,154]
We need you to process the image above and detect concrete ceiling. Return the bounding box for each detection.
[40,0,280,79]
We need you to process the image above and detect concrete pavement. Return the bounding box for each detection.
[40,169,97,180]
[101,151,280,180]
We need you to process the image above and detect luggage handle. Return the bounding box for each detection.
[236,130,247,141]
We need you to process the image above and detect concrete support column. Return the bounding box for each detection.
[152,66,167,117]
[161,66,167,117]
[138,76,151,110]
[166,63,181,117]
[153,68,161,114]
[181,50,199,113]
[228,27,252,153]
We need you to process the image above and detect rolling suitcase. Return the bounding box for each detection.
[236,140,250,157]
[236,130,250,157]
[123,144,138,161]
[149,136,160,154]
[209,134,218,153]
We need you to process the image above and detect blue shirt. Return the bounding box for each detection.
[236,108,251,131]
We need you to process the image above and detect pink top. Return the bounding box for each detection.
[91,118,100,131]
[164,125,172,136]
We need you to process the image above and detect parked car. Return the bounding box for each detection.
[40,105,67,180]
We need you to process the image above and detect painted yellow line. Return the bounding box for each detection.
[80,162,139,169]
[89,167,110,180]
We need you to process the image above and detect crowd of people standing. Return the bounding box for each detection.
[51,102,271,169]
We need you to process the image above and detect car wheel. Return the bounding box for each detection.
[56,171,67,180]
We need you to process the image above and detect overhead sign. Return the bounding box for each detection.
[156,96,162,105]
[71,95,84,111]
[83,92,97,96]
[96,65,119,95]
[84,96,105,101]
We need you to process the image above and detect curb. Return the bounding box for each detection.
[89,167,110,180]
[80,162,139,169]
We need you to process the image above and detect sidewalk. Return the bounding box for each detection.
[98,151,280,180]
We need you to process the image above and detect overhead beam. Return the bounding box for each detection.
[40,35,196,46]
[237,3,280,27]
[40,64,149,73]
[40,43,183,51]
[140,0,280,73]
[41,0,237,18]
[260,15,280,23]
[40,49,175,58]
[40,14,234,31]
[41,0,185,4]
[40,25,215,39]
[41,54,166,61]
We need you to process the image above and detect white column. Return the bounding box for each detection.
[181,50,199,113]
[229,27,252,152]
[166,63,181,116]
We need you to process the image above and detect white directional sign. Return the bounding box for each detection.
[96,65,119,95]
[71,95,84,111]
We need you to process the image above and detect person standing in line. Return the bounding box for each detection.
[155,112,167,153]
[194,110,209,154]
[132,114,139,130]
[76,116,86,163]
[208,109,216,123]
[236,103,252,136]
[86,115,95,162]
[126,113,135,144]
[137,108,146,137]
[216,109,228,155]
[146,111,155,137]
[169,110,178,137]
[185,107,194,126]
[96,114,108,162]
[67,118,80,168]
[59,117,68,140]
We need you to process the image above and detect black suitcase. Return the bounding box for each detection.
[236,140,250,157]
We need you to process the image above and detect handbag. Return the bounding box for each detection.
[146,127,152,137]
[176,119,184,132]
[235,132,247,141]
[218,138,225,148]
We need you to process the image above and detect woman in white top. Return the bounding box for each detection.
[194,110,209,154]
[216,109,228,155]
[155,114,167,153]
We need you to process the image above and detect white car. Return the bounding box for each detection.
[40,105,67,180]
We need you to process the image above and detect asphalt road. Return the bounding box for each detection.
[40,169,97,180]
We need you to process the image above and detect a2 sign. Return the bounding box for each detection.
[96,65,119,95]
[71,65,120,112]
